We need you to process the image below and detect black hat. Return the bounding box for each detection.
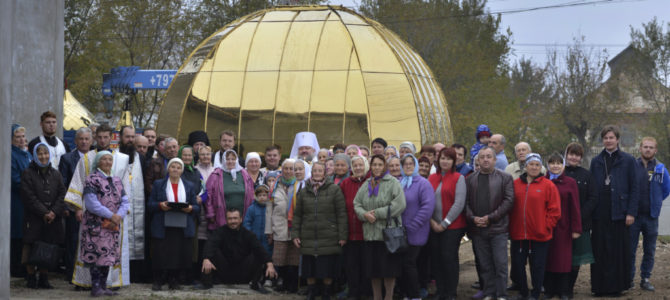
[187,130,210,147]
[371,137,387,148]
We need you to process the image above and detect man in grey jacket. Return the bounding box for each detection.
[466,147,515,300]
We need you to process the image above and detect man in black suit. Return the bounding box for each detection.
[58,127,93,282]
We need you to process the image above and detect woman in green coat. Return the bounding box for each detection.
[292,162,348,299]
[354,154,406,300]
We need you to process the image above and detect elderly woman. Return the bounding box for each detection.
[543,153,582,300]
[20,143,66,289]
[317,148,331,163]
[388,156,402,178]
[179,146,202,191]
[246,152,265,188]
[206,149,255,230]
[194,146,214,284]
[429,147,467,300]
[340,155,371,298]
[331,153,351,185]
[354,154,406,300]
[346,144,362,159]
[399,154,435,299]
[148,158,200,291]
[266,159,300,293]
[294,159,310,191]
[509,153,561,300]
[399,141,417,158]
[359,146,371,161]
[11,124,31,278]
[292,163,348,299]
[80,151,129,296]
[325,158,335,178]
[384,146,399,161]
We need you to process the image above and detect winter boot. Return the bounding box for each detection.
[306,284,318,300]
[322,284,332,300]
[99,267,118,296]
[37,272,53,289]
[89,267,105,297]
[26,273,38,289]
[286,266,299,293]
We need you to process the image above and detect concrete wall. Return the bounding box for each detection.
[1,0,64,297]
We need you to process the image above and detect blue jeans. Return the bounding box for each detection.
[629,214,658,281]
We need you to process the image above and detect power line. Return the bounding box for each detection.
[381,0,647,23]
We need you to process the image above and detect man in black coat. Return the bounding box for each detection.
[199,208,277,292]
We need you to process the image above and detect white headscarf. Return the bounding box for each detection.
[221,149,243,182]
[245,152,262,166]
[289,131,320,162]
[166,157,187,203]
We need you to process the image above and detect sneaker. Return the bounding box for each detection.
[472,290,485,299]
[640,278,655,291]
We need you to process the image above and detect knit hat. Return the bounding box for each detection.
[12,123,24,137]
[525,153,542,165]
[167,157,185,170]
[187,130,210,147]
[255,184,270,195]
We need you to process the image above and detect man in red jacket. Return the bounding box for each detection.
[509,153,561,300]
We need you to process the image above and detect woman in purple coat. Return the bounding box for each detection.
[80,151,129,297]
[543,153,582,300]
[399,154,435,299]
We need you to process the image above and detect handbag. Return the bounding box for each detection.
[382,205,408,253]
[26,241,63,270]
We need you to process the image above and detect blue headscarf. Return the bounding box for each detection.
[399,153,419,189]
[12,123,23,137]
[32,142,52,168]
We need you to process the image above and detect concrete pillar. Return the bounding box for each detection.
[1,0,64,297]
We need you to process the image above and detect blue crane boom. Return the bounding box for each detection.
[101,66,177,129]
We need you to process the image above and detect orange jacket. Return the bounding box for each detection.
[510,174,561,242]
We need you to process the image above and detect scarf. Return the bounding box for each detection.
[165,178,187,203]
[178,145,194,172]
[309,177,325,195]
[368,171,388,197]
[549,172,561,180]
[221,149,243,182]
[32,142,53,168]
[399,154,419,189]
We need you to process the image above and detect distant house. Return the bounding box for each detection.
[591,45,670,156]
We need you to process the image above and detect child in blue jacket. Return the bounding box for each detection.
[243,184,272,255]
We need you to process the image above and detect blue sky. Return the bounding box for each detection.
[326,0,670,66]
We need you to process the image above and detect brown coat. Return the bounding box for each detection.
[144,156,167,196]
[465,168,515,236]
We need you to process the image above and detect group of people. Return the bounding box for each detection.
[10,112,667,300]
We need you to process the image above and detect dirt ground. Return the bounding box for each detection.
[11,238,670,300]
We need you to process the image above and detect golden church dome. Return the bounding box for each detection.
[156,5,453,152]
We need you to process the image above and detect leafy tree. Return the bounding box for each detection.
[629,18,670,162]
[544,36,626,161]
[359,0,515,153]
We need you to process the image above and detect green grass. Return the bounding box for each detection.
[658,235,670,244]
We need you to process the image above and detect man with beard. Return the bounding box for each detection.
[213,129,244,168]
[64,124,132,288]
[119,126,147,283]
[28,111,70,168]
[58,127,93,282]
[289,131,320,163]
[143,128,157,159]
